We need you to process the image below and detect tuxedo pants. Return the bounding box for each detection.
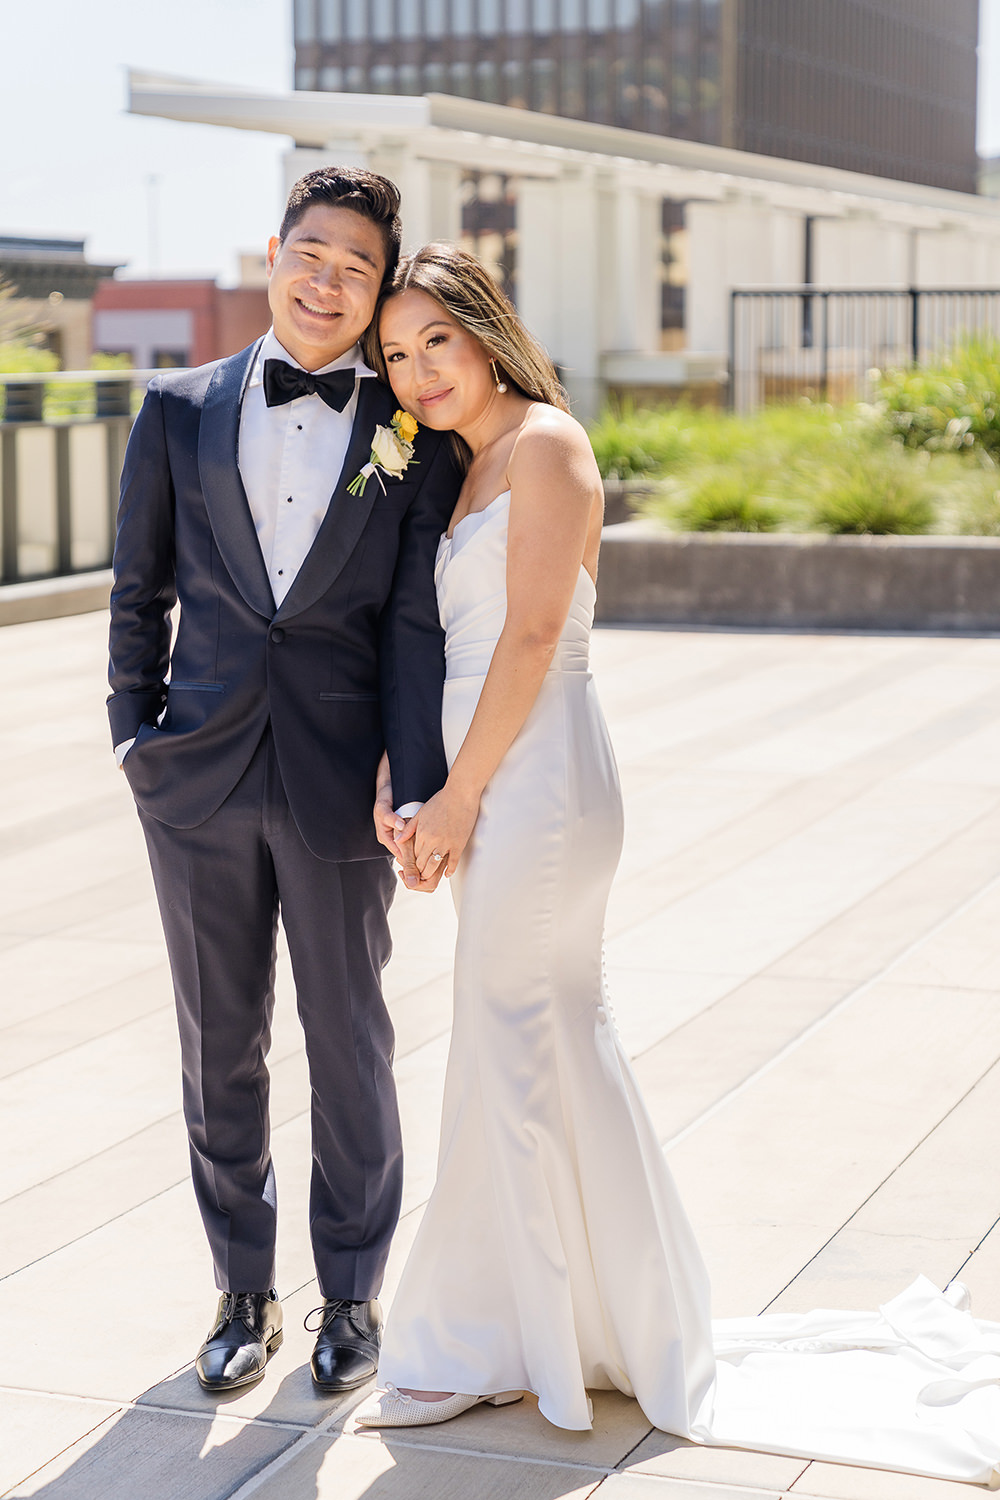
[137,728,400,1300]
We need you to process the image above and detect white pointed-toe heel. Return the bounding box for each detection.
[354,1384,523,1428]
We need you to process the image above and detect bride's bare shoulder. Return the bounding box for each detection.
[508,403,600,487]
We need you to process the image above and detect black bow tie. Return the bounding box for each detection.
[263,359,356,412]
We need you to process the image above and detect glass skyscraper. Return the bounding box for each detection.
[292,0,979,195]
[295,2,724,146]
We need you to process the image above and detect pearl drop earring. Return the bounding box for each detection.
[491,359,508,394]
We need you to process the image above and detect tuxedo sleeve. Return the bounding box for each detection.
[379,437,461,808]
[106,378,177,747]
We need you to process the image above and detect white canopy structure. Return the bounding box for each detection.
[129,70,1000,413]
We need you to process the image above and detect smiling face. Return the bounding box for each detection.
[378,287,497,434]
[266,203,387,370]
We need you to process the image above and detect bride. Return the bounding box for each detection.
[356,244,1000,1484]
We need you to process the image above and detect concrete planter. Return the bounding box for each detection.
[595,522,1000,631]
[602,479,655,527]
[8,525,1000,636]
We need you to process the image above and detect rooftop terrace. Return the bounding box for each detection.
[1,610,998,1498]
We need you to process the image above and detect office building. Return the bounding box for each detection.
[293,0,979,193]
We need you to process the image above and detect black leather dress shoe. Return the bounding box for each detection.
[307,1298,382,1393]
[195,1290,283,1392]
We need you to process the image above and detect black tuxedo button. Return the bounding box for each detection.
[270,627,285,643]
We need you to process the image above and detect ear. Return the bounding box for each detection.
[265,235,281,276]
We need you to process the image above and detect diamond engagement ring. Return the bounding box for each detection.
[431,851,444,862]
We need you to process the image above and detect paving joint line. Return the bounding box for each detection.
[612,686,1000,950]
[0,1382,317,1436]
[0,1404,121,1500]
[608,772,865,932]
[948,1209,1000,1286]
[0,958,168,1034]
[613,1420,657,1472]
[315,1424,619,1473]
[662,864,1000,1155]
[0,1093,430,1284]
[604,1473,788,1493]
[627,795,1000,1119]
[761,1054,1000,1311]
[0,999,173,1083]
[0,1026,315,1211]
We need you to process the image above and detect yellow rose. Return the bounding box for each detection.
[394,409,419,444]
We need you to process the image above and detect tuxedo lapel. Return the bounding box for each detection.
[274,378,396,623]
[197,340,276,620]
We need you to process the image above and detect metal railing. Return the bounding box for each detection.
[0,370,159,586]
[728,287,1000,413]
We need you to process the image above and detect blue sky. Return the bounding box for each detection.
[2,0,999,283]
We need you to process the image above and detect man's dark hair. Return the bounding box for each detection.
[279,167,402,283]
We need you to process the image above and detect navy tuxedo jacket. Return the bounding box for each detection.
[107,339,461,862]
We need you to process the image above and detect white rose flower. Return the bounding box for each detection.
[347,418,418,496]
[370,425,410,477]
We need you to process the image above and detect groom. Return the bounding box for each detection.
[107,168,459,1394]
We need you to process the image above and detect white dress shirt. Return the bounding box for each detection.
[240,327,376,609]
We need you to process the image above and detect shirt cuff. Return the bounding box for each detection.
[114,738,136,767]
[394,801,423,818]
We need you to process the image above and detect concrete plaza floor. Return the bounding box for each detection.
[1,610,999,1499]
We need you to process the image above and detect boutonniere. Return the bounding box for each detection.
[347,409,419,496]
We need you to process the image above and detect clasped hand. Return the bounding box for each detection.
[373,780,479,893]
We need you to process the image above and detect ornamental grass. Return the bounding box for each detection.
[592,348,1000,537]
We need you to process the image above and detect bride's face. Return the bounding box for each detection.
[379,287,496,433]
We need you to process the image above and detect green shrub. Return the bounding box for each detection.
[0,342,58,374]
[953,483,1000,535]
[588,399,876,482]
[591,390,1000,537]
[808,450,935,535]
[588,403,689,479]
[663,469,789,532]
[875,338,1000,459]
[930,456,1000,535]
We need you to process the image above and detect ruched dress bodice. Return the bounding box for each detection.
[435,491,593,683]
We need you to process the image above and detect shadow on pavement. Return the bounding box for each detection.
[7,1370,591,1500]
[6,1370,322,1500]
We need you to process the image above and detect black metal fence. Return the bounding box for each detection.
[729,287,1000,413]
[0,372,154,586]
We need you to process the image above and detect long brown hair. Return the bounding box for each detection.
[365,244,570,426]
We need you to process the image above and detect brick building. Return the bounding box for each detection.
[92,279,271,369]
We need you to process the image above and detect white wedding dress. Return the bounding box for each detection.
[378,492,1000,1485]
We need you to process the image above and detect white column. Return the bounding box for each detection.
[814,215,909,286]
[515,177,561,357]
[396,158,463,249]
[605,183,660,354]
[686,199,802,353]
[362,146,462,252]
[555,170,602,410]
[425,162,463,244]
[913,224,1000,287]
[518,169,604,418]
[689,199,743,354]
[364,139,415,244]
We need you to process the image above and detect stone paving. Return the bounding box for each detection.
[1,610,999,1499]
